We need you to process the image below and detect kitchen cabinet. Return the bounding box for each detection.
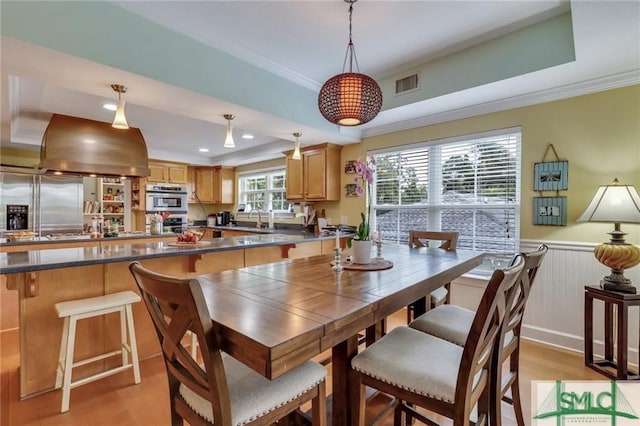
[147,161,188,184]
[194,166,235,204]
[187,166,197,202]
[285,143,342,201]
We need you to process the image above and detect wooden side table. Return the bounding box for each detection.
[584,285,640,380]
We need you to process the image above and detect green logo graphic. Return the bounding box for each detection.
[534,381,639,425]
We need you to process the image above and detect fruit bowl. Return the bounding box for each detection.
[176,230,204,243]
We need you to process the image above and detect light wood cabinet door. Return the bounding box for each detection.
[148,164,167,182]
[285,156,304,200]
[213,167,235,204]
[195,168,215,202]
[187,167,197,202]
[195,167,235,204]
[168,165,187,183]
[285,143,342,201]
[147,161,187,184]
[304,149,327,200]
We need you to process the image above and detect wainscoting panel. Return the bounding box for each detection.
[520,240,639,365]
[451,240,640,366]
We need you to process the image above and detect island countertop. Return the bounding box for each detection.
[0,232,346,274]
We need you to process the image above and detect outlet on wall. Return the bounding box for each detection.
[340,216,348,225]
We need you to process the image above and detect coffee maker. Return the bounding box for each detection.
[220,211,231,225]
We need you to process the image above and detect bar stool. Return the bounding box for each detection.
[54,291,142,413]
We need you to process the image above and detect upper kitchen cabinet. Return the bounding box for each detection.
[285,143,342,201]
[187,166,197,202]
[194,166,235,204]
[147,161,188,184]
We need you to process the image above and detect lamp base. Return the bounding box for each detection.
[600,271,636,294]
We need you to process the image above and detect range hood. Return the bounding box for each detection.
[40,114,150,177]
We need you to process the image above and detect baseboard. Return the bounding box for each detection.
[522,323,639,367]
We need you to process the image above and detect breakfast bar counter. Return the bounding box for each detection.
[0,232,346,398]
[0,232,331,274]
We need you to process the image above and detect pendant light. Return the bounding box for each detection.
[318,0,382,126]
[223,114,235,148]
[110,84,129,129]
[292,132,302,160]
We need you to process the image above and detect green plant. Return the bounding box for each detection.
[347,157,376,248]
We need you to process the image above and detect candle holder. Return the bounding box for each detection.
[332,247,343,272]
[375,238,383,259]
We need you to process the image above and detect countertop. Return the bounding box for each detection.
[0,232,347,274]
[0,231,179,247]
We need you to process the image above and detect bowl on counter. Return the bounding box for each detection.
[5,231,36,242]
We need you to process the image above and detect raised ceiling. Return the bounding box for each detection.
[1,1,639,167]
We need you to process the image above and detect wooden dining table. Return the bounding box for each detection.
[194,243,484,425]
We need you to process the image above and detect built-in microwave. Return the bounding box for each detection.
[145,184,188,213]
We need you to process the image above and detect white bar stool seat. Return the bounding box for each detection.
[54,290,141,413]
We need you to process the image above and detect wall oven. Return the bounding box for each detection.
[145,184,188,213]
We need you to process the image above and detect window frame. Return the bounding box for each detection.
[370,127,522,275]
[237,167,292,216]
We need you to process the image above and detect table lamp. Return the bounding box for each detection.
[577,178,640,293]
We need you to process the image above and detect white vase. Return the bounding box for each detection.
[351,240,373,264]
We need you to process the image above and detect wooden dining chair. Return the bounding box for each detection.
[408,244,548,426]
[407,230,459,322]
[351,256,525,426]
[128,261,327,426]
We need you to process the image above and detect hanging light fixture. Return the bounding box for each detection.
[223,114,235,148]
[318,0,382,126]
[110,84,129,129]
[292,132,302,160]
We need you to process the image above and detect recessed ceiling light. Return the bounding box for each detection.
[103,103,117,111]
[242,134,254,139]
[199,148,209,153]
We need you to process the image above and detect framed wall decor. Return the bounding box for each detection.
[345,183,358,196]
[534,160,568,191]
[533,196,567,226]
[344,160,357,174]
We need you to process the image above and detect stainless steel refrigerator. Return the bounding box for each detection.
[1,171,83,236]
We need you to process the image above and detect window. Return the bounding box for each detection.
[238,168,291,213]
[372,128,521,274]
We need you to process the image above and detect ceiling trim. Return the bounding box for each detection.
[363,70,640,139]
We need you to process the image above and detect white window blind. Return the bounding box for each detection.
[372,128,521,273]
[238,169,291,213]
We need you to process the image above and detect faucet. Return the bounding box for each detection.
[249,207,263,228]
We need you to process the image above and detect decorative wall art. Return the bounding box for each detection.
[344,160,357,174]
[533,144,568,226]
[533,196,567,226]
[345,183,358,196]
[534,160,568,191]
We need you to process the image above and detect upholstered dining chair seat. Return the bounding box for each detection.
[429,286,449,306]
[351,326,478,403]
[180,356,327,426]
[409,304,475,346]
[410,305,515,349]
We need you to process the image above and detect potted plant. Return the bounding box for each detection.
[347,156,376,264]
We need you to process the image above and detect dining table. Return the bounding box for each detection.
[193,243,484,425]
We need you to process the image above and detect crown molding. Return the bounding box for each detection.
[363,70,640,138]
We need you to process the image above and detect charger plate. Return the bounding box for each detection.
[331,258,393,271]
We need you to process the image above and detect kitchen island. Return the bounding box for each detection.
[1,232,346,398]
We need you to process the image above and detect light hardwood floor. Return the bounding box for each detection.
[1,309,603,426]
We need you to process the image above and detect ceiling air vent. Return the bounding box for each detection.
[395,74,419,94]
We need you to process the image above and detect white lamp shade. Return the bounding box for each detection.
[112,100,129,129]
[292,142,301,160]
[577,184,640,223]
[224,126,235,148]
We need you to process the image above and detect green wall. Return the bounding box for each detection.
[326,85,640,245]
